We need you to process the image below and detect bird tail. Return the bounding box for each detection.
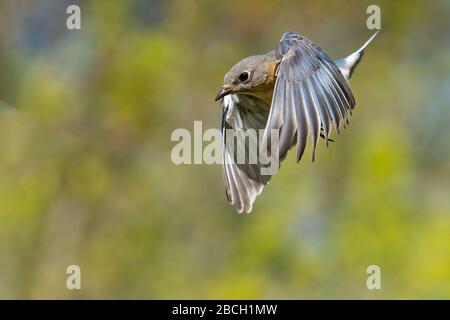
[335,31,379,80]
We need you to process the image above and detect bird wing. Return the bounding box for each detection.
[262,32,355,162]
[335,31,378,80]
[221,93,272,213]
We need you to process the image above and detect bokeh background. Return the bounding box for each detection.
[0,0,449,299]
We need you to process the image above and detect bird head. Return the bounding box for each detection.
[215,53,277,101]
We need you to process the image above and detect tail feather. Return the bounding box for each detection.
[335,31,379,80]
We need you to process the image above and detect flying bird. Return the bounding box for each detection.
[216,31,378,213]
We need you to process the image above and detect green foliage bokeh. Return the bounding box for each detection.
[0,0,449,299]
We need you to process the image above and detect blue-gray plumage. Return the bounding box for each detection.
[216,31,378,213]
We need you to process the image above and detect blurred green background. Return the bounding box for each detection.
[0,0,449,299]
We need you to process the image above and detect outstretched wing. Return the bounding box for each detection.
[335,31,378,80]
[221,93,272,213]
[262,32,355,162]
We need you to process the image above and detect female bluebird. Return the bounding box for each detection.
[216,31,378,213]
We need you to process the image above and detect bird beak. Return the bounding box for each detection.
[215,87,231,101]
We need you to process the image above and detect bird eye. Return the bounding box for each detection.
[238,72,250,82]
